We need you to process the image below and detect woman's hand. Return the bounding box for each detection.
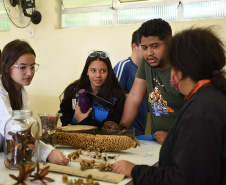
[75,103,92,122]
[112,160,135,177]
[47,150,69,165]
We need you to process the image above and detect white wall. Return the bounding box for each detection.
[0,0,225,126]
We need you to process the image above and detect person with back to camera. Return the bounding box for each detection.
[114,30,149,136]
[59,50,125,129]
[0,39,69,165]
[119,18,186,144]
[113,27,226,185]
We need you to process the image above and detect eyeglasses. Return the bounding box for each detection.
[88,50,110,59]
[13,63,40,73]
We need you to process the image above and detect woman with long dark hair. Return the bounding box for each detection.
[0,39,68,165]
[59,50,125,129]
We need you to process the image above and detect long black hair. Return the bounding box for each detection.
[60,51,125,103]
[0,39,36,110]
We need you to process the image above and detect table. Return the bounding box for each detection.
[0,140,161,185]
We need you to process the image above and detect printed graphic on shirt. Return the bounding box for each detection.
[153,78,164,87]
[149,86,174,116]
[72,93,79,110]
[72,93,79,124]
[72,91,114,124]
[88,92,113,123]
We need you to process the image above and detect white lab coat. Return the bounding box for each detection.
[0,76,53,161]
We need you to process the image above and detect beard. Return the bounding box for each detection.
[145,57,167,69]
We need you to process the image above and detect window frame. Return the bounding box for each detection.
[60,0,226,28]
[0,0,10,31]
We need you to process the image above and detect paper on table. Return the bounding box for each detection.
[45,163,125,183]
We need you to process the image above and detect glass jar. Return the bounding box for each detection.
[4,110,39,170]
[38,113,62,147]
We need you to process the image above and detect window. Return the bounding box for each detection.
[62,11,113,27]
[61,0,226,28]
[0,1,10,31]
[117,5,177,24]
[184,0,226,19]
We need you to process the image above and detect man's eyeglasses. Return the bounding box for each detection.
[88,50,109,59]
[13,63,40,73]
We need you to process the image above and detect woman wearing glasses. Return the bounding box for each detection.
[0,39,69,165]
[59,50,126,129]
